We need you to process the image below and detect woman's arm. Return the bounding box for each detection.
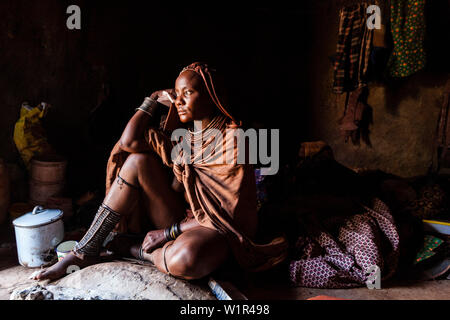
[119,92,163,153]
[179,217,200,233]
[119,110,153,153]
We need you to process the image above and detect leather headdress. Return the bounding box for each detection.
[163,62,241,132]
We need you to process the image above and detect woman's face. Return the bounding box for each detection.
[174,70,215,123]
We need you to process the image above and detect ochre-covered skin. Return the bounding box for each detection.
[33,63,287,282]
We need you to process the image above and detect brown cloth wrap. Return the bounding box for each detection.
[105,121,288,272]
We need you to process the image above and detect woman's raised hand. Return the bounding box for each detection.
[150,89,176,107]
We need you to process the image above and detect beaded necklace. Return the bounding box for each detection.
[188,114,224,136]
[186,115,227,143]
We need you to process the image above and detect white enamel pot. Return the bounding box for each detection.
[12,205,64,268]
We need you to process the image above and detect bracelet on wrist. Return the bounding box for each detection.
[164,227,172,242]
[164,222,182,241]
[135,97,158,117]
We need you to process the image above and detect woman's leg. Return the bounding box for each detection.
[34,152,186,281]
[111,152,185,229]
[141,226,230,280]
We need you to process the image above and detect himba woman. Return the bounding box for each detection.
[33,62,288,281]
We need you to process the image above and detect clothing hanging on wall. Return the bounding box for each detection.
[332,3,373,94]
[387,0,426,78]
[332,3,374,145]
[339,87,371,144]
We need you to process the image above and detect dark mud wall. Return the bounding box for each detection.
[0,1,310,197]
[0,1,448,200]
[304,1,450,178]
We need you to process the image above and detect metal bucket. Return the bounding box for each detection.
[12,206,64,268]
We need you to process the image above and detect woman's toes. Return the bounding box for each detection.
[35,270,49,280]
[33,268,54,281]
[31,270,43,280]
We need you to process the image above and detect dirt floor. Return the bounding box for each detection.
[240,272,450,300]
[1,224,449,300]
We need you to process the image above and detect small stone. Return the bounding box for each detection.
[28,291,44,300]
[44,291,54,300]
[19,289,30,299]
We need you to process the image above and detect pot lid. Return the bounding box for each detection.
[13,206,63,228]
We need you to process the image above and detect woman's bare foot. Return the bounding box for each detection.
[32,252,100,281]
[130,243,154,264]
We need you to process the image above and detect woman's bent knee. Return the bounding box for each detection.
[124,152,154,168]
[165,232,229,280]
[166,243,204,279]
[120,153,156,181]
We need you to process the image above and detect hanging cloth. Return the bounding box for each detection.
[332,3,373,94]
[339,87,370,144]
[333,3,373,145]
[388,0,426,78]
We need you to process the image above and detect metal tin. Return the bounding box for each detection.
[12,206,64,268]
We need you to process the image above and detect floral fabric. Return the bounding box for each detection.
[289,198,400,288]
[388,0,426,77]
